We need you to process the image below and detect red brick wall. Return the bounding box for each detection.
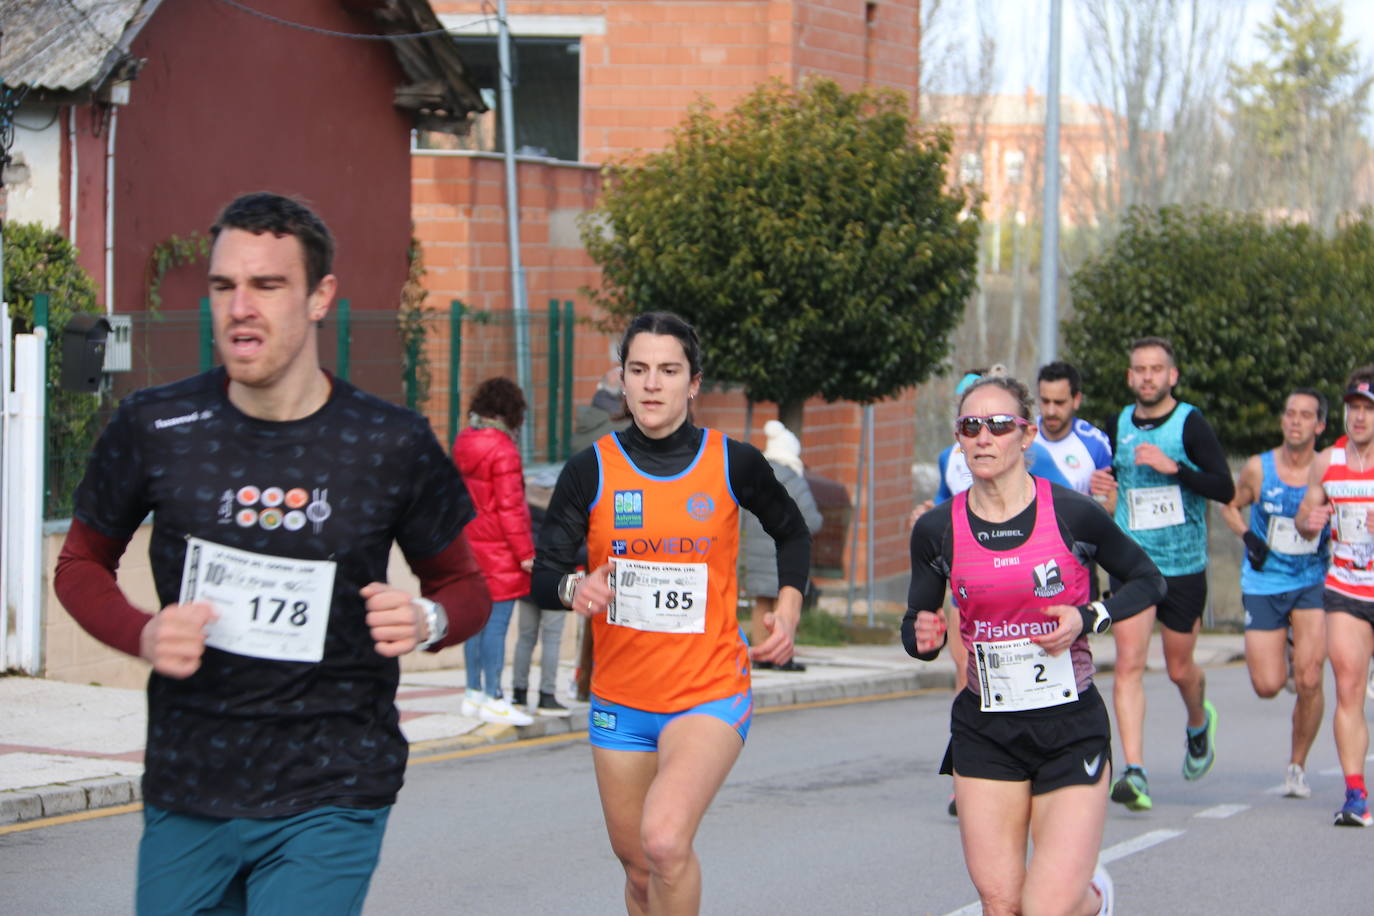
[419,0,924,587]
[434,0,920,161]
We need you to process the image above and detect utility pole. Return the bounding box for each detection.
[497,1,533,457]
[1037,0,1064,366]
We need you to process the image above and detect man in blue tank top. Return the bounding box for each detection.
[1090,337,1235,811]
[1220,389,1330,801]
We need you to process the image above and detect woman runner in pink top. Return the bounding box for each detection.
[904,375,1163,916]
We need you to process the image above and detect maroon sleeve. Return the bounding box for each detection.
[408,532,493,652]
[53,519,152,658]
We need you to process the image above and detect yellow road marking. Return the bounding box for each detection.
[0,802,142,835]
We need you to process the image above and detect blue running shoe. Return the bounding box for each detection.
[1182,700,1217,781]
[1335,789,1372,827]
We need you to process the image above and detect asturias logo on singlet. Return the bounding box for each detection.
[1031,559,1065,598]
[613,490,644,528]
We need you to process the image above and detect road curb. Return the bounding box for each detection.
[2,673,944,827]
[6,656,1253,827]
[1,775,143,827]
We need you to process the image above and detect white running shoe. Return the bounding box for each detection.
[1091,862,1114,916]
[460,689,486,719]
[1284,763,1312,799]
[479,695,534,726]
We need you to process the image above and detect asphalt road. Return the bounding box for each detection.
[4,663,1372,914]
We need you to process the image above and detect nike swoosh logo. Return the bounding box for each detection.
[1083,753,1103,777]
[1120,434,1136,445]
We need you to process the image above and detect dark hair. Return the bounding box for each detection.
[210,192,334,292]
[618,311,702,378]
[1289,387,1329,425]
[469,377,527,429]
[958,374,1034,420]
[1346,365,1374,392]
[1129,336,1175,365]
[1038,360,1082,396]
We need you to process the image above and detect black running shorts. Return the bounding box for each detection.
[1110,569,1207,633]
[1325,588,1374,626]
[940,685,1112,795]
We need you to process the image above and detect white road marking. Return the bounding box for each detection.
[940,829,1185,916]
[1320,754,1374,778]
[1098,828,1186,863]
[1194,803,1250,819]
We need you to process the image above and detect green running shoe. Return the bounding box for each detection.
[1182,699,1218,781]
[1110,765,1152,811]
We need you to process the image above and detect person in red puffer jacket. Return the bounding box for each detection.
[452,378,536,727]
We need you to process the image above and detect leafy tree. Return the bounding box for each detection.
[581,78,980,432]
[1226,0,1374,231]
[1079,0,1242,223]
[1064,205,1374,456]
[3,222,106,517]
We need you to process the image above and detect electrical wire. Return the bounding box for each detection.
[212,0,498,41]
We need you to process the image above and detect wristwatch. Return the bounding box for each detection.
[558,571,586,608]
[413,597,448,650]
[1080,601,1111,635]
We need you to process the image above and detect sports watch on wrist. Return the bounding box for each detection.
[558,571,586,608]
[1080,601,1111,635]
[413,597,448,650]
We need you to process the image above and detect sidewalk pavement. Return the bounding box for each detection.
[0,633,1245,826]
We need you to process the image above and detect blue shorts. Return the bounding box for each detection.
[588,689,753,752]
[137,804,390,916]
[1242,582,1325,630]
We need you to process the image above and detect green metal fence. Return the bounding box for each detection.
[41,299,582,520]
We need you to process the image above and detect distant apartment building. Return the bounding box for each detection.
[923,89,1122,231]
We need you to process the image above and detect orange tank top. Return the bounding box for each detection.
[587,428,748,712]
[1323,443,1374,601]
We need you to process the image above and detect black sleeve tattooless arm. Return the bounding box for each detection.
[530,450,599,609]
[1061,492,1166,622]
[1176,411,1235,504]
[901,505,953,661]
[727,440,812,593]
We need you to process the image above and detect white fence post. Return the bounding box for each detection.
[1,306,10,671]
[7,329,46,673]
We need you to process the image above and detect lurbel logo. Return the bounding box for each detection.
[614,490,644,529]
[618,536,715,558]
[1032,558,1066,598]
[686,492,715,521]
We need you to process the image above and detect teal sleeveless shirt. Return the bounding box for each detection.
[1113,403,1209,576]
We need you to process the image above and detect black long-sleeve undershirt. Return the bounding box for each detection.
[530,422,812,608]
[1111,404,1234,504]
[900,484,1166,659]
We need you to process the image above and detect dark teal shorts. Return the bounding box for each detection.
[137,803,390,916]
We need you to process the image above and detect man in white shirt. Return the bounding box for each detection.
[1037,360,1113,495]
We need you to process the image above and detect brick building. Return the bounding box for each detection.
[924,88,1123,231]
[416,0,925,598]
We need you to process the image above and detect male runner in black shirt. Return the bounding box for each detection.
[54,193,491,915]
